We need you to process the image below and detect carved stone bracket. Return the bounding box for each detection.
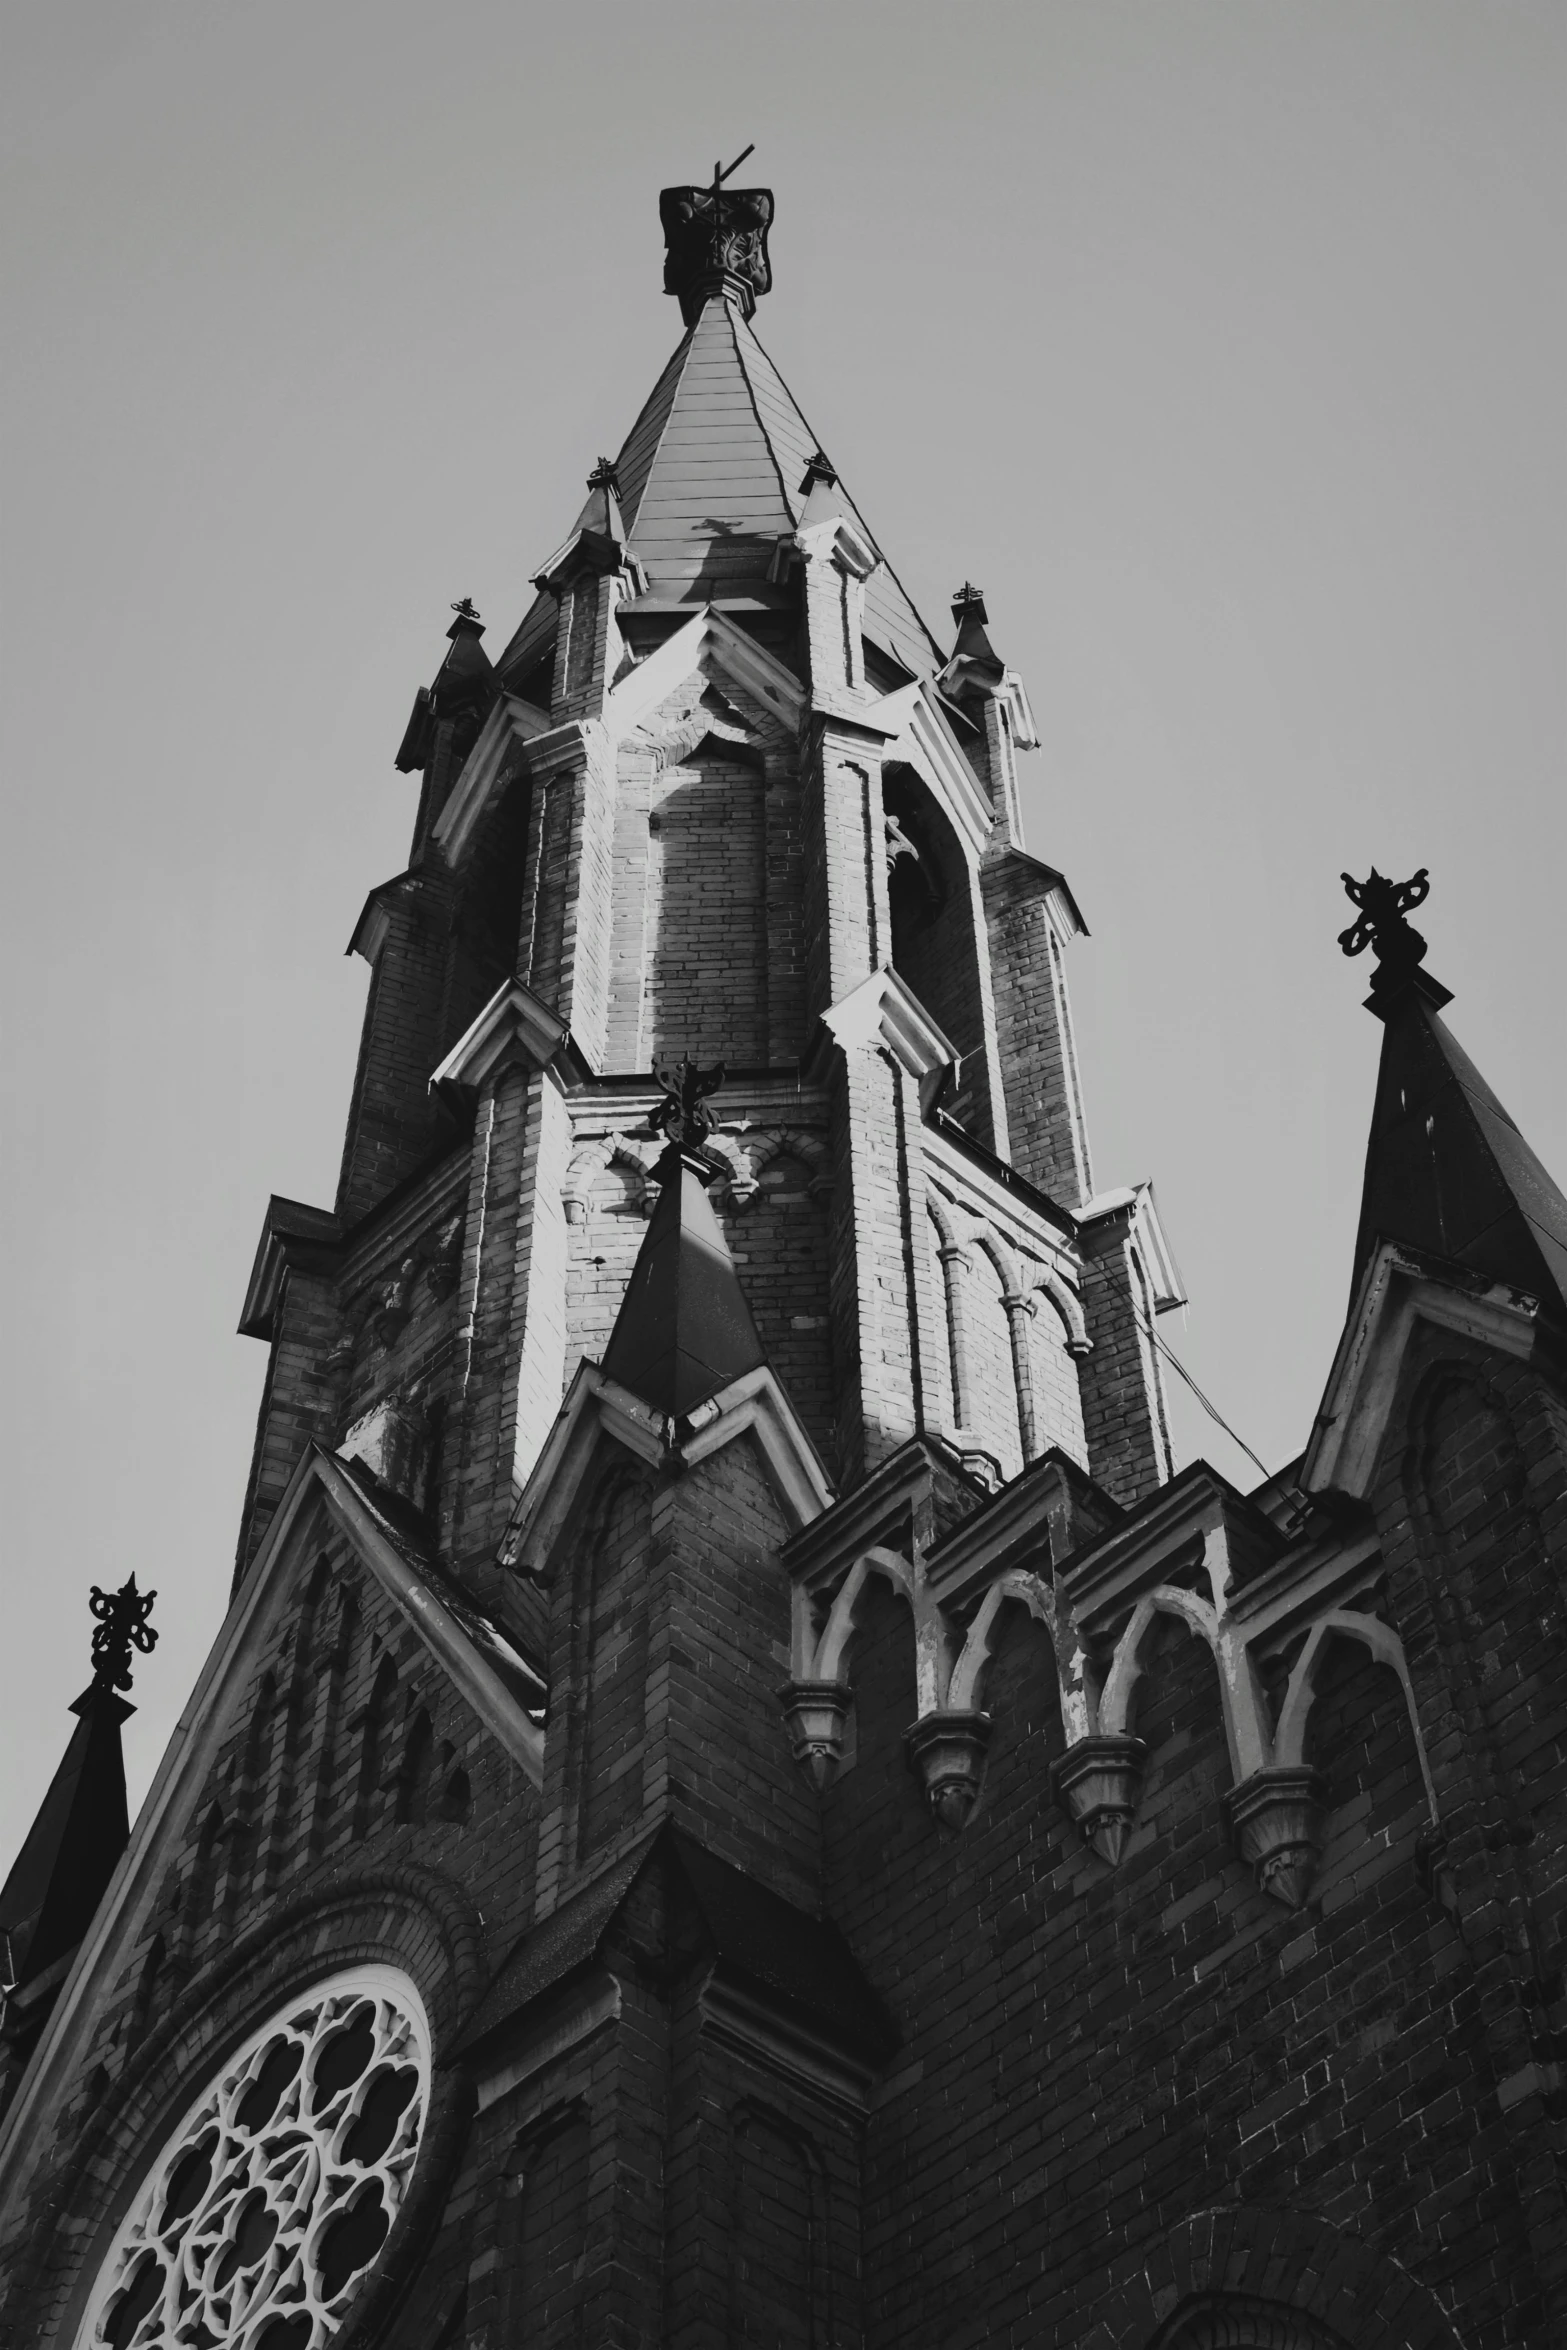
[1051,1734,1148,1866]
[906,1710,993,1831]
[778,1680,854,1791]
[1224,1765,1329,1909]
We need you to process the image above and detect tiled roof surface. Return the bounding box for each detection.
[1356,986,1567,1321]
[498,295,944,685]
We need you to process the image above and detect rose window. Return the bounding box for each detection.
[75,1965,429,2350]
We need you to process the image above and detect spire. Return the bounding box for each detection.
[600,1060,768,1420]
[1340,870,1567,1318]
[530,459,644,597]
[938,583,1006,702]
[1,1579,156,2044]
[394,598,499,773]
[495,188,942,691]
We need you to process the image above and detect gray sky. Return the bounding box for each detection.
[2,1,1563,1866]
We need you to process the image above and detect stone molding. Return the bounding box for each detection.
[497,1359,833,1580]
[822,965,959,1115]
[428,977,568,1098]
[1302,1238,1543,1501]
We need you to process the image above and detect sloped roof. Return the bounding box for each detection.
[1354,980,1567,1323]
[600,1151,769,1419]
[499,294,944,687]
[0,1683,131,1992]
[456,1824,896,2065]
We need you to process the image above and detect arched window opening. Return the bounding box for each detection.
[882,766,989,1134]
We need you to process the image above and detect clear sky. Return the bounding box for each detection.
[2,1,1562,1867]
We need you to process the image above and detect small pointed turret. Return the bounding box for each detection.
[600,1059,768,1420]
[531,459,645,598]
[939,583,1005,699]
[1,1579,156,2068]
[394,598,499,773]
[1340,869,1567,1319]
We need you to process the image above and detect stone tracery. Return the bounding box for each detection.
[75,1966,428,2350]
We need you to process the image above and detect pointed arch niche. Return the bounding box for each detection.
[883,763,995,1142]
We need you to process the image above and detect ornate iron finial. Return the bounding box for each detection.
[649,1056,726,1154]
[799,450,837,495]
[952,582,987,615]
[586,457,622,497]
[1338,867,1432,983]
[660,152,773,326]
[449,597,481,623]
[88,1574,158,1695]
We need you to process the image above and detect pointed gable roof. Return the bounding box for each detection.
[499,294,944,688]
[1354,979,1567,1323]
[600,1149,769,1419]
[0,1682,131,1995]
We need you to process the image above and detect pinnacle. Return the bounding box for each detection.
[600,1150,768,1422]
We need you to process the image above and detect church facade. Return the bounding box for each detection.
[2,183,1565,2350]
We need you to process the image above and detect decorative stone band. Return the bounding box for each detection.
[905,1710,993,1831]
[778,1680,855,1792]
[1223,1766,1330,1910]
[1051,1734,1150,1867]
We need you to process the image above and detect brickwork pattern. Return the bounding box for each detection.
[980,855,1092,1206]
[816,1546,1549,2347]
[0,1530,540,2343]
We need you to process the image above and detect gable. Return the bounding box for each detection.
[0,1448,546,2212]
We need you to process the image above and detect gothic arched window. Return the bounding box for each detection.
[74,1965,429,2350]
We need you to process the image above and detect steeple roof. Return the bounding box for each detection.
[499,294,944,687]
[1354,977,1567,1322]
[601,1148,769,1420]
[0,1683,131,1997]
[1,1575,154,2010]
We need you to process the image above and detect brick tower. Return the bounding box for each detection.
[3,185,1565,2350]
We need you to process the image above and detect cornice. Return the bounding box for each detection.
[237,1196,343,1341]
[1301,1239,1543,1502]
[922,1122,1080,1266]
[1075,1180,1187,1311]
[429,978,569,1100]
[821,966,958,1115]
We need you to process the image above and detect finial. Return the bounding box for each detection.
[1338,866,1434,991]
[586,458,622,497]
[446,597,485,644]
[649,1055,726,1170]
[799,450,837,495]
[660,155,773,326]
[952,582,988,624]
[450,597,481,623]
[88,1574,158,1696]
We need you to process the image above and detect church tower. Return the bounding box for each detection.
[3,182,1564,2350]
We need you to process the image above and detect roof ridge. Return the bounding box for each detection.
[734,308,947,671]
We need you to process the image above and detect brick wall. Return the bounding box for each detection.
[980,853,1092,1207]
[0,1530,543,2342]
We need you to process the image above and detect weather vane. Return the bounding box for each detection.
[88,1573,158,1695]
[1338,866,1431,982]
